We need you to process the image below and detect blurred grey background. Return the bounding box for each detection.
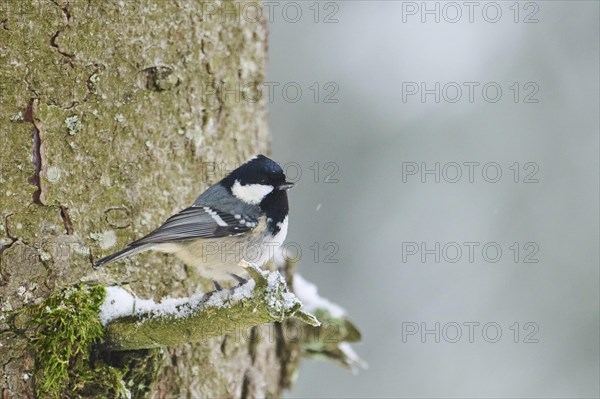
[266,1,599,398]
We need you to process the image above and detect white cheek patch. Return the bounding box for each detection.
[231,180,273,204]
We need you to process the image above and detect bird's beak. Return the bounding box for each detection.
[278,181,295,191]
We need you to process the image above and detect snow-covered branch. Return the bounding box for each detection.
[291,274,366,372]
[101,265,319,351]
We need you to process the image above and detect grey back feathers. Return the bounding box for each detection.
[194,183,261,220]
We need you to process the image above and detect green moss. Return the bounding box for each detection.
[105,349,162,399]
[29,284,129,398]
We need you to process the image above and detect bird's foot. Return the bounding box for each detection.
[228,273,248,285]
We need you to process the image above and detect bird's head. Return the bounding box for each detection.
[222,154,294,205]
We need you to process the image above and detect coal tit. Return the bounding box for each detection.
[94,155,294,284]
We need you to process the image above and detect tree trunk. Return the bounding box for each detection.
[0,1,286,397]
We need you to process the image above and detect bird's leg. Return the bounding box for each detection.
[228,273,248,285]
[212,280,223,291]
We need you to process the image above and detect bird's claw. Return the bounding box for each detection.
[228,273,248,285]
[212,280,223,291]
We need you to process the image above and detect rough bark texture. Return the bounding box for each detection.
[0,1,283,397]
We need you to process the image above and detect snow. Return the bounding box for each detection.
[229,279,256,302]
[339,342,369,373]
[100,280,255,326]
[292,274,346,318]
[204,279,256,307]
[266,270,283,291]
[262,268,300,313]
[271,247,346,317]
[99,287,138,325]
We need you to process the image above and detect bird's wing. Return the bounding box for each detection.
[128,205,255,246]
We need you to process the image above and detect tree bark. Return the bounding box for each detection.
[0,1,284,397]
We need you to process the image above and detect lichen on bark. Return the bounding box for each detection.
[1,0,275,397]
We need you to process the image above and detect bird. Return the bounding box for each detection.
[94,154,294,287]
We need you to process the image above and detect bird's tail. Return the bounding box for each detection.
[94,244,152,268]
